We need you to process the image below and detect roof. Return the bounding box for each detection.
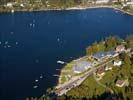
[116,80,125,85]
[114,60,121,63]
[116,45,125,50]
[92,51,115,60]
[97,66,105,74]
[73,61,92,73]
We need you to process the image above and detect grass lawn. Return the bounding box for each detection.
[67,76,105,98]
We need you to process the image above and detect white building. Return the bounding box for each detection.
[114,60,122,66]
[7,3,13,7]
[105,65,112,71]
[115,45,125,53]
[96,0,110,4]
[116,79,129,87]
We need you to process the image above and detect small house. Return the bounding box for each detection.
[115,45,125,53]
[105,65,112,71]
[114,60,122,66]
[7,2,13,7]
[96,66,105,78]
[116,79,129,87]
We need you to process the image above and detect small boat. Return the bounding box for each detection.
[57,60,65,64]
[30,23,32,26]
[33,24,35,27]
[15,42,18,45]
[53,74,59,77]
[56,69,60,71]
[57,38,60,42]
[115,10,119,13]
[4,46,7,48]
[10,32,14,34]
[35,79,39,82]
[33,19,35,23]
[11,9,14,13]
[5,41,8,44]
[0,42,1,44]
[7,45,11,48]
[33,85,38,89]
[40,75,43,79]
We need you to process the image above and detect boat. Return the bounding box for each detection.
[40,75,43,79]
[11,9,14,13]
[35,79,39,82]
[115,10,119,13]
[15,42,18,45]
[53,74,59,77]
[33,24,35,27]
[5,41,8,44]
[33,85,38,89]
[57,60,65,64]
[57,38,60,42]
[56,69,60,71]
[7,45,11,48]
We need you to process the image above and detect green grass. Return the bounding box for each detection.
[60,75,67,84]
[67,76,105,98]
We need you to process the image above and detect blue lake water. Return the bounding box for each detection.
[0,8,133,100]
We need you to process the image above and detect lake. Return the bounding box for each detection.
[0,8,133,100]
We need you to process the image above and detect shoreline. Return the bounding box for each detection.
[0,5,133,16]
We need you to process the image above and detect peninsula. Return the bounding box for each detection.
[54,36,133,98]
[27,35,133,100]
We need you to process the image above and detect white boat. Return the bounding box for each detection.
[40,75,43,79]
[33,85,38,89]
[35,79,39,82]
[57,38,60,42]
[56,69,60,71]
[15,42,18,45]
[57,60,65,64]
[11,9,14,13]
[33,24,35,27]
[5,41,8,44]
[53,74,59,77]
[7,45,11,48]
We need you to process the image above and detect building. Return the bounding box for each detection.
[105,65,113,71]
[95,0,110,4]
[114,60,122,66]
[92,51,116,62]
[115,45,125,53]
[96,66,105,79]
[73,61,92,73]
[6,2,13,7]
[111,0,118,3]
[116,79,129,87]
